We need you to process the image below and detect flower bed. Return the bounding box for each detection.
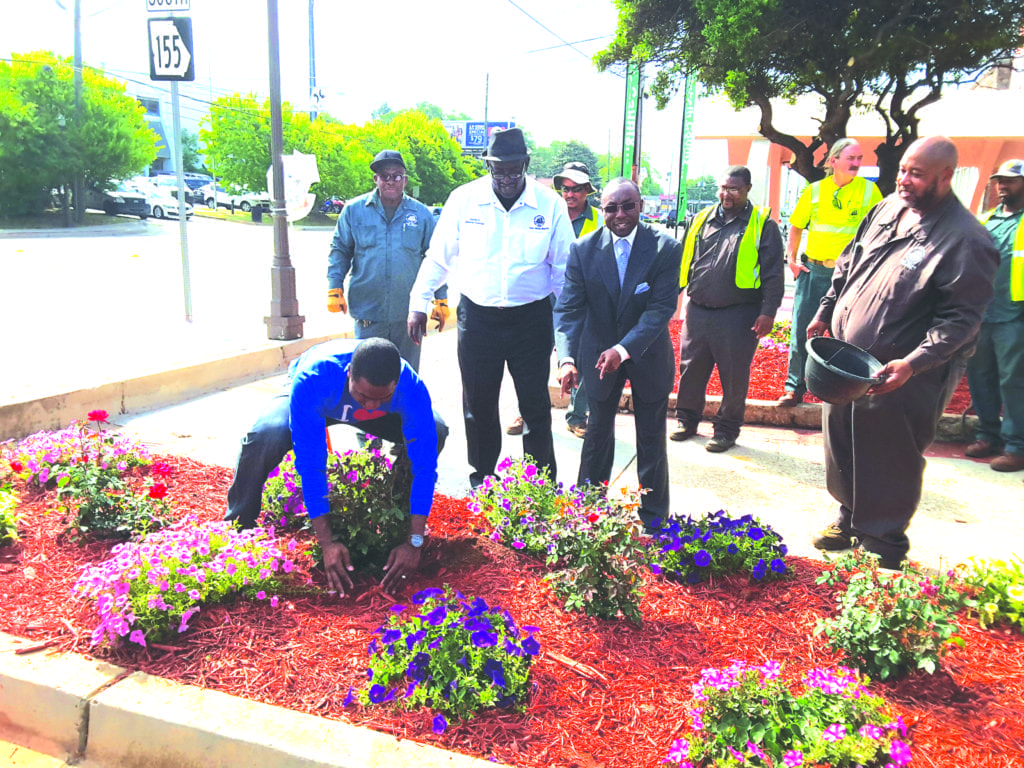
[668,319,973,414]
[1,452,1022,766]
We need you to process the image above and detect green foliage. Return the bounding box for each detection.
[74,519,300,648]
[263,444,413,574]
[597,0,1024,191]
[665,661,913,768]
[0,484,20,546]
[534,140,602,183]
[815,550,972,680]
[180,129,205,173]
[56,463,171,542]
[648,510,791,585]
[0,51,157,218]
[358,587,539,724]
[961,556,1024,633]
[471,456,649,622]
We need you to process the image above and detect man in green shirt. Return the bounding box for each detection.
[966,159,1024,472]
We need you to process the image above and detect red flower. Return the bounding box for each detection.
[587,513,600,523]
[150,461,174,478]
[87,410,109,423]
[9,460,23,473]
[147,483,168,500]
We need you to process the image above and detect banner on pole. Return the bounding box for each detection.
[621,61,642,179]
[674,75,697,225]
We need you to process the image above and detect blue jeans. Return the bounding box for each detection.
[785,259,835,395]
[566,379,588,427]
[967,318,1024,456]
[225,390,449,528]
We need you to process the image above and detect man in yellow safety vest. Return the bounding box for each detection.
[778,139,882,406]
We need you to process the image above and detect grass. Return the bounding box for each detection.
[0,209,137,230]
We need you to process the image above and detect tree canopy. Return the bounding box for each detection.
[0,51,157,218]
[597,0,1024,192]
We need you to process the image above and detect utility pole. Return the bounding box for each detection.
[308,0,316,121]
[483,73,489,139]
[264,0,305,340]
[72,0,83,224]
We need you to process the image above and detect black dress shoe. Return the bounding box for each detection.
[669,421,698,441]
[705,435,736,453]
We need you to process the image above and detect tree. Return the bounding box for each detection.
[538,140,603,185]
[180,129,205,173]
[0,52,157,219]
[597,0,1024,192]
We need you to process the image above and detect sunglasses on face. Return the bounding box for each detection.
[561,183,585,194]
[602,201,638,214]
[377,173,406,183]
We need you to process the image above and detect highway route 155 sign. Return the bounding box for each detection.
[148,17,194,81]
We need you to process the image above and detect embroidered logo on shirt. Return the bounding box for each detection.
[404,214,418,226]
[902,245,927,269]
[464,217,486,226]
[533,214,547,228]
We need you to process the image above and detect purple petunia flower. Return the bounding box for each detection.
[782,750,803,767]
[694,549,711,567]
[665,738,689,762]
[433,714,448,734]
[823,723,846,742]
[889,739,912,765]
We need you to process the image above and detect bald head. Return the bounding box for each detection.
[897,136,958,213]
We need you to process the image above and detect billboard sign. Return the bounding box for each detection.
[442,120,516,150]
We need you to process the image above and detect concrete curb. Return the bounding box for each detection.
[0,632,504,768]
[552,385,976,443]
[0,334,348,442]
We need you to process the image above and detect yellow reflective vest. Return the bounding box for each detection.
[679,204,771,289]
[578,204,603,237]
[979,208,1024,302]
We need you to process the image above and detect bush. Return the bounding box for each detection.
[815,549,971,679]
[74,518,301,648]
[961,555,1024,633]
[648,510,791,585]
[356,587,539,728]
[470,456,649,622]
[664,661,913,768]
[0,483,20,545]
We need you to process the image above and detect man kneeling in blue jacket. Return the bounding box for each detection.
[225,338,448,596]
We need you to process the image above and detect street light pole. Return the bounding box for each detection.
[264,0,305,340]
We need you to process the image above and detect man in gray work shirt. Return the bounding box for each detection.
[327,149,447,372]
[672,165,785,452]
[808,136,998,569]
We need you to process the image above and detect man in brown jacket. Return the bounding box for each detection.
[807,136,999,569]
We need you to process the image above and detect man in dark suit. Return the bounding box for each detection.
[554,178,683,533]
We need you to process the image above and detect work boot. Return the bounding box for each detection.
[991,452,1024,472]
[669,421,697,441]
[965,439,997,458]
[705,435,736,453]
[812,523,854,551]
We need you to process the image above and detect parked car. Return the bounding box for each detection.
[146,175,205,205]
[83,182,150,219]
[199,184,270,213]
[136,184,193,220]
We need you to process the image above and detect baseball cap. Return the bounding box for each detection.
[990,159,1024,179]
[370,150,406,173]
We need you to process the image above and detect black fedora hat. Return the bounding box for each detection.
[481,127,529,163]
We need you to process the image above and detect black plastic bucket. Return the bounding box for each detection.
[805,336,884,406]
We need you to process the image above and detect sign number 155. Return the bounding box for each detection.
[147,17,194,82]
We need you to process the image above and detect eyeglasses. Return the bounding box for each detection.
[490,168,526,181]
[602,201,638,215]
[377,173,406,183]
[832,189,843,210]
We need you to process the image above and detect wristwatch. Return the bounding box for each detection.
[409,534,425,548]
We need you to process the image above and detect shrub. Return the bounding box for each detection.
[356,587,539,728]
[471,456,649,622]
[664,661,913,768]
[0,483,20,545]
[57,462,172,541]
[74,518,301,648]
[648,510,791,585]
[961,555,1024,633]
[815,549,971,679]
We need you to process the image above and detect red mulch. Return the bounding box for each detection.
[667,319,974,414]
[2,455,1021,767]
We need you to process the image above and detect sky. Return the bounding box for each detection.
[0,0,715,189]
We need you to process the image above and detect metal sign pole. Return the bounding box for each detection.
[171,80,192,322]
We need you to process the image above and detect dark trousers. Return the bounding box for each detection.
[823,359,962,561]
[785,260,834,396]
[457,296,556,485]
[225,391,449,528]
[674,301,761,440]
[580,367,669,529]
[967,318,1024,456]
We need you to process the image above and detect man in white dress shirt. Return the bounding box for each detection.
[408,128,575,488]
